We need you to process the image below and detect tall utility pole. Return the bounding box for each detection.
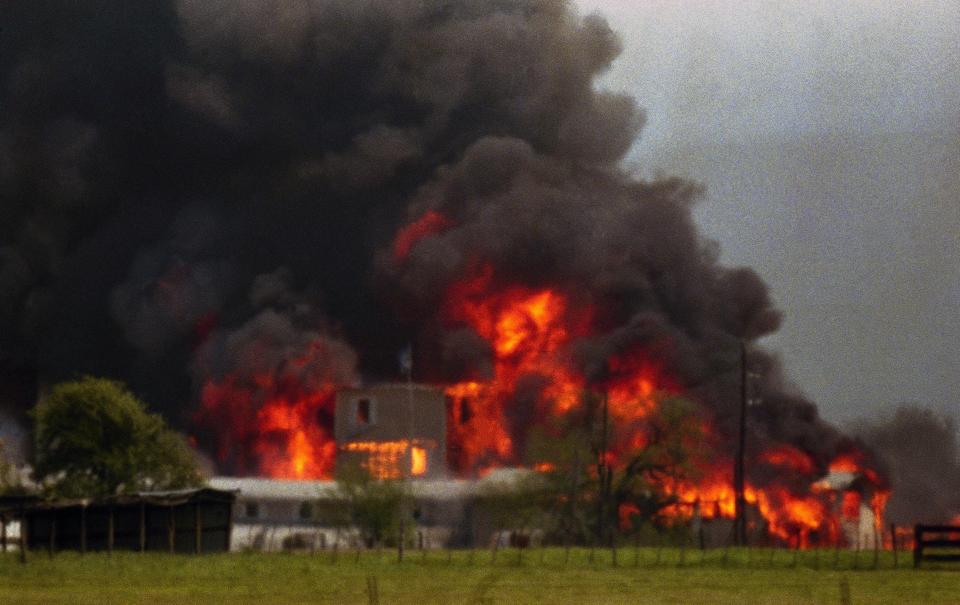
[733,340,748,546]
[596,391,610,547]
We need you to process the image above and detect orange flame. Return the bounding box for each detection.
[760,445,816,475]
[342,439,431,479]
[443,265,589,469]
[392,210,453,262]
[195,338,344,479]
[411,446,428,476]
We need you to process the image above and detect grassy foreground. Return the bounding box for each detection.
[1,548,957,604]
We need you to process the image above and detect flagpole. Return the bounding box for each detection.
[399,343,413,562]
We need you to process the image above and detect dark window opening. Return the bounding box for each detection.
[356,398,371,424]
[299,501,314,520]
[244,502,259,518]
[460,398,473,425]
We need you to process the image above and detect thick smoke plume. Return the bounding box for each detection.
[0,0,900,506]
[854,405,960,525]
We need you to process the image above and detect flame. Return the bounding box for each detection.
[436,264,891,547]
[195,338,344,479]
[192,256,891,549]
[256,394,337,479]
[392,210,453,262]
[829,453,861,473]
[411,446,428,476]
[342,440,430,479]
[760,445,816,475]
[443,265,588,469]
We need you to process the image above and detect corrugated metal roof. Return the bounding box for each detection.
[208,469,539,502]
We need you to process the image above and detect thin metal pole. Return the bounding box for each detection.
[399,344,414,562]
[597,386,608,548]
[734,340,748,546]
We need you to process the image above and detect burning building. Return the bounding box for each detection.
[6,0,948,551]
[335,384,446,480]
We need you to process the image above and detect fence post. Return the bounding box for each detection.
[890,524,898,568]
[913,524,921,568]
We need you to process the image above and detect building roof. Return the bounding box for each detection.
[209,477,339,500]
[0,487,236,513]
[209,469,539,502]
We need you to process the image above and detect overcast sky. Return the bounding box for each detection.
[575,0,960,423]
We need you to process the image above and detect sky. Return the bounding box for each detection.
[574,0,960,423]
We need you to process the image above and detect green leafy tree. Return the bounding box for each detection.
[31,376,202,498]
[527,393,706,545]
[335,463,410,547]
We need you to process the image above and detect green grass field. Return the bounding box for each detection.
[1,548,957,604]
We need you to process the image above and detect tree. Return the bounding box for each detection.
[527,392,706,545]
[608,396,707,532]
[31,376,202,498]
[526,414,596,546]
[334,462,409,548]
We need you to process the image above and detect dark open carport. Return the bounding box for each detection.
[1,488,236,555]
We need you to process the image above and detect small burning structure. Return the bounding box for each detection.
[335,384,446,480]
[813,455,890,550]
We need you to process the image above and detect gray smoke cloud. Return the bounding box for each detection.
[0,0,904,494]
[854,405,960,525]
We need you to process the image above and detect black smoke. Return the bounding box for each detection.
[854,405,960,525]
[0,0,893,488]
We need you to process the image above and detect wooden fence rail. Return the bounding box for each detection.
[914,525,960,567]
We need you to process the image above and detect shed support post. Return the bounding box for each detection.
[48,514,55,556]
[139,503,146,553]
[18,505,27,564]
[108,507,115,554]
[80,505,87,554]
[226,503,233,552]
[167,506,175,554]
[194,502,202,554]
[107,507,115,554]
